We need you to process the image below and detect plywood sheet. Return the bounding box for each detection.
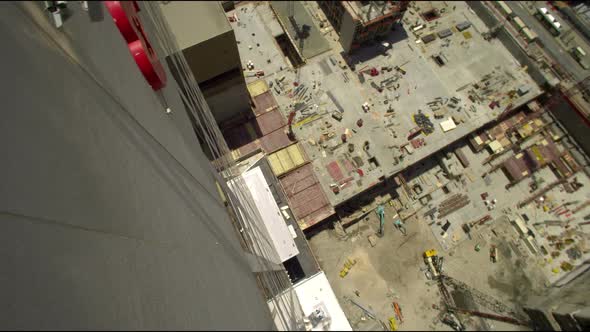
[247,79,269,98]
[268,143,306,176]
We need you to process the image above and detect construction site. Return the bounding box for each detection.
[220,1,590,330]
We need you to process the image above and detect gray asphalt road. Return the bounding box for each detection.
[507,1,590,82]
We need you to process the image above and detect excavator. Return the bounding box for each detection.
[376,205,407,238]
[376,205,385,238]
[392,214,407,236]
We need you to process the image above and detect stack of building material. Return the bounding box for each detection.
[414,111,434,134]
[456,21,471,32]
[437,28,452,39]
[438,194,470,218]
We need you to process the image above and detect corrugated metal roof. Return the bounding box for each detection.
[256,109,286,135]
[260,129,291,153]
[268,143,307,176]
[253,91,279,116]
[279,164,335,230]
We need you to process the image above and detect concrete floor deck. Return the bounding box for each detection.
[306,101,590,328]
[230,1,542,213]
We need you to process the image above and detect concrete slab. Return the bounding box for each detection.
[229,2,543,221]
[230,4,288,82]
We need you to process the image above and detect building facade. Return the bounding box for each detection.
[0,1,279,329]
[318,1,409,53]
[160,1,251,126]
[524,266,590,331]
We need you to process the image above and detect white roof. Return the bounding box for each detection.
[294,272,352,331]
[539,7,548,14]
[236,166,299,264]
[546,14,556,22]
[488,140,504,153]
[440,118,457,132]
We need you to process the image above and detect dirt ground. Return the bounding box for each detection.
[308,205,547,331]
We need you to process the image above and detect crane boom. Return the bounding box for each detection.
[449,307,531,327]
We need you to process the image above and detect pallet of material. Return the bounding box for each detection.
[439,198,470,218]
[422,33,437,44]
[438,194,470,218]
[437,28,453,39]
[456,21,471,32]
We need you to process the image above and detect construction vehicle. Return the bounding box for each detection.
[441,312,465,331]
[286,111,296,140]
[358,66,379,77]
[331,111,343,121]
[393,214,407,236]
[376,204,385,237]
[388,316,397,331]
[423,249,441,278]
[489,245,498,263]
[339,258,357,278]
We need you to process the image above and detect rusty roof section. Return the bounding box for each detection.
[279,163,335,230]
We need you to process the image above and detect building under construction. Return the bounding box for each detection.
[318,1,409,53]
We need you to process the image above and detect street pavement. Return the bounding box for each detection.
[507,1,590,82]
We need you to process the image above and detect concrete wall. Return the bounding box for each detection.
[0,3,273,329]
[525,267,590,330]
[559,7,590,45]
[183,27,250,124]
[162,1,250,124]
[200,69,252,124]
[340,10,357,53]
[184,30,243,84]
[546,93,590,158]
